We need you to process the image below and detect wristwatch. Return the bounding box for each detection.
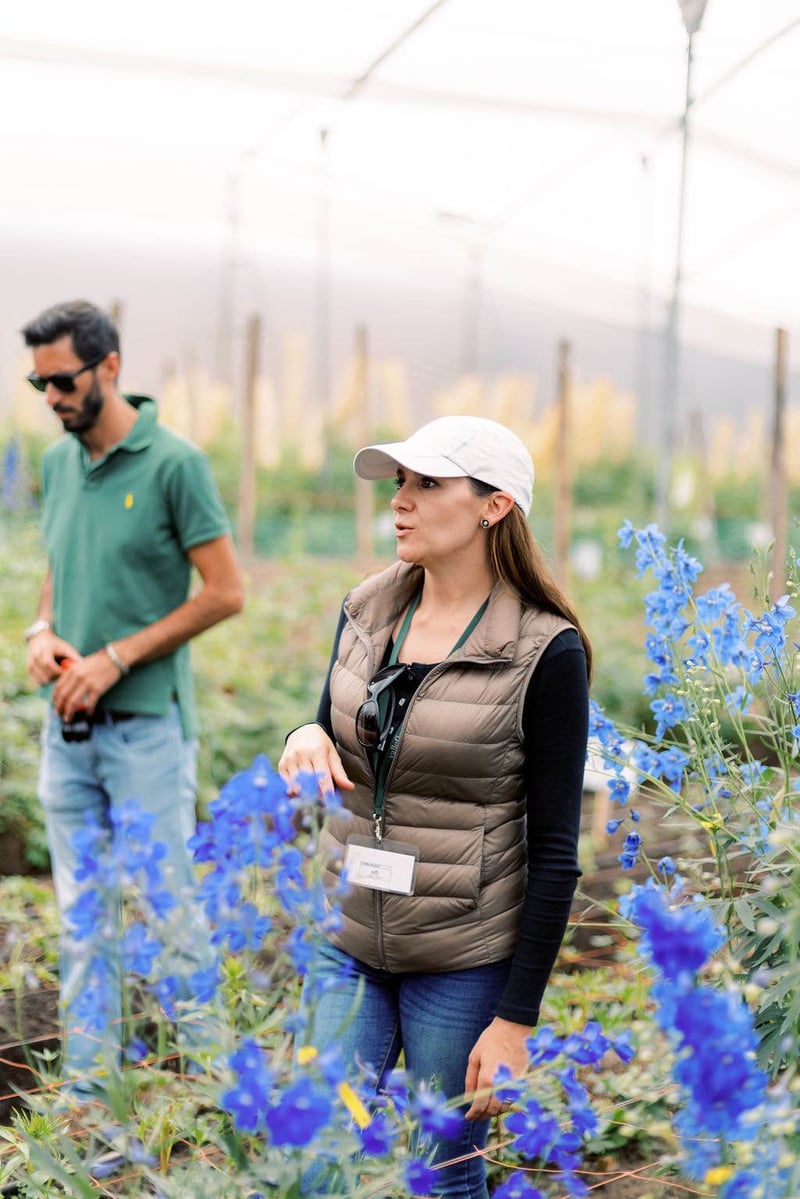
[23,619,52,642]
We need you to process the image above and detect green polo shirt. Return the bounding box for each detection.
[40,396,230,738]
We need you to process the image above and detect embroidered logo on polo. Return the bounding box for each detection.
[124,493,134,509]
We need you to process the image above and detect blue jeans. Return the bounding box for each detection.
[38,704,216,1094]
[300,939,512,1199]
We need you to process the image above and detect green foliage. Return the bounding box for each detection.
[0,876,60,990]
[601,528,800,1077]
[0,519,51,871]
[192,558,356,809]
[572,456,653,512]
[542,954,678,1161]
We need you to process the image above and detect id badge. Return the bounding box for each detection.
[344,834,419,895]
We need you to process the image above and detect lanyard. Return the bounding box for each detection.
[371,588,489,841]
[387,587,422,665]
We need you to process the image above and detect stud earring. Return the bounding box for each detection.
[480,518,491,529]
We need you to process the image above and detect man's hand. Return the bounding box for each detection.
[50,649,125,720]
[26,630,79,687]
[278,724,355,799]
[464,1017,531,1121]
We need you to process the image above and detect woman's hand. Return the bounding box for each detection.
[278,723,355,799]
[463,1017,531,1121]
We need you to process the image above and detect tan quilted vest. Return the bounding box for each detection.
[320,560,573,973]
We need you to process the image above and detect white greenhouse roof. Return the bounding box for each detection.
[1,0,798,334]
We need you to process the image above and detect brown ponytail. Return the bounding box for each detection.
[470,481,593,682]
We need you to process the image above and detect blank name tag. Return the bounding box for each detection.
[344,835,419,895]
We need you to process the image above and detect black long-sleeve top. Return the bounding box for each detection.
[315,607,588,1026]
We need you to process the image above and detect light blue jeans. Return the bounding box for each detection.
[37,704,216,1094]
[300,939,512,1199]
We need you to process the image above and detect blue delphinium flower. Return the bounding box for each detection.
[724,684,752,713]
[411,1087,463,1139]
[607,776,631,805]
[650,692,688,739]
[630,741,661,778]
[275,846,312,912]
[264,1076,333,1146]
[505,1097,561,1158]
[492,1063,528,1105]
[188,963,221,1005]
[71,954,116,1032]
[742,607,791,656]
[359,1111,399,1157]
[525,1025,562,1066]
[738,760,767,787]
[695,583,735,624]
[556,1067,597,1137]
[71,821,111,884]
[621,878,723,983]
[124,1035,150,1064]
[624,879,768,1177]
[221,1038,274,1133]
[190,753,340,974]
[212,899,272,954]
[64,799,180,1045]
[671,987,765,1133]
[150,975,178,1020]
[67,886,107,941]
[492,1176,545,1199]
[285,927,319,976]
[658,746,690,791]
[121,921,162,977]
[561,1020,633,1067]
[713,610,749,668]
[405,1158,439,1195]
[618,830,641,871]
[627,523,667,577]
[381,1068,412,1116]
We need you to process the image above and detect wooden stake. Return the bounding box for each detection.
[353,325,374,567]
[238,314,260,563]
[553,339,572,586]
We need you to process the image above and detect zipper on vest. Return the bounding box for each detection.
[379,654,509,805]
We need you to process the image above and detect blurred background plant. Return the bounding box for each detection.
[1,425,769,873]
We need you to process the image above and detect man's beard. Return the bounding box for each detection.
[56,377,105,436]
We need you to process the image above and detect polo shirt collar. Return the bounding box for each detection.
[78,395,157,472]
[119,395,157,452]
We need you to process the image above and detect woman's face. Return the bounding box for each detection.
[390,468,488,569]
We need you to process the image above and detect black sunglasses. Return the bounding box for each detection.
[26,352,107,394]
[355,663,407,753]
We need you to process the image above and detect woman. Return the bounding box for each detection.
[279,415,590,1199]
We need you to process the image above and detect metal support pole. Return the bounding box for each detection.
[316,128,331,425]
[769,327,789,600]
[553,339,572,587]
[656,32,695,534]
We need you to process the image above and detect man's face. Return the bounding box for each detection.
[31,335,105,436]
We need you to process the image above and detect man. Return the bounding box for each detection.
[21,299,244,1099]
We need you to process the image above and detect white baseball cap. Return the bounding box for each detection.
[353,415,534,515]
